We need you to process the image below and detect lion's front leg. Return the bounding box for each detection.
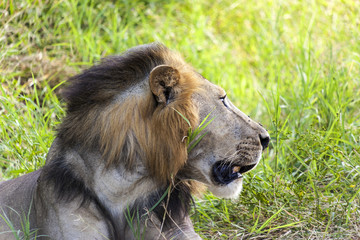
[162,216,202,240]
[35,194,110,240]
[126,213,202,240]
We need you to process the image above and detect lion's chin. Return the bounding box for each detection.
[208,178,243,199]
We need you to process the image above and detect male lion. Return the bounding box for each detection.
[0,43,270,240]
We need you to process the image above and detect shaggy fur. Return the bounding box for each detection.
[58,44,200,184]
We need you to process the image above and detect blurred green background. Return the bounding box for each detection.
[1,0,359,239]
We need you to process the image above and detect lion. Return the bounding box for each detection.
[0,43,270,240]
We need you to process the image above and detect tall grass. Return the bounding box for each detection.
[1,0,359,238]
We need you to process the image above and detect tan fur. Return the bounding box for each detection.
[96,62,202,184]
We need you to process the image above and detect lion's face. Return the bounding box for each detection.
[145,62,269,199]
[182,78,270,199]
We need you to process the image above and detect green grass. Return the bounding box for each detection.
[0,204,40,240]
[1,0,359,239]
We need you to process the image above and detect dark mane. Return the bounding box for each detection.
[63,43,171,113]
[56,43,188,150]
[129,181,194,230]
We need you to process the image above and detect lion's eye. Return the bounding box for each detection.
[220,95,229,108]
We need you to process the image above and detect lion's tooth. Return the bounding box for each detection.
[232,166,241,173]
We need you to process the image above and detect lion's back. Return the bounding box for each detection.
[0,170,41,239]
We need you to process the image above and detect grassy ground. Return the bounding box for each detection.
[1,0,359,239]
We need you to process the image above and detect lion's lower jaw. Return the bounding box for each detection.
[207,178,243,199]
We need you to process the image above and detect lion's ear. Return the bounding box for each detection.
[149,65,180,104]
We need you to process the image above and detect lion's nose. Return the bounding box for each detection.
[259,133,270,150]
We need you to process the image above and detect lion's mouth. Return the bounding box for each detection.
[212,161,257,185]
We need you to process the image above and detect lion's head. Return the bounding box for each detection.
[179,80,270,198]
[57,43,269,201]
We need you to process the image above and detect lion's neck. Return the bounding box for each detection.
[43,139,198,239]
[92,164,160,215]
[62,144,161,218]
